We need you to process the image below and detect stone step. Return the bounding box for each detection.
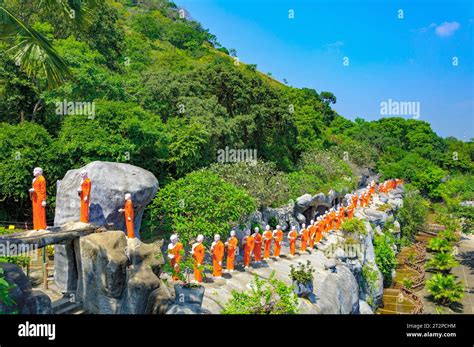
[54,302,84,315]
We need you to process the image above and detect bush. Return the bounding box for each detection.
[148,171,257,245]
[0,268,15,310]
[427,237,452,253]
[425,252,459,273]
[289,261,315,283]
[341,218,367,236]
[222,272,299,314]
[396,186,429,240]
[374,234,397,286]
[426,273,464,306]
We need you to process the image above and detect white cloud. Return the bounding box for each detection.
[415,21,461,37]
[435,21,460,37]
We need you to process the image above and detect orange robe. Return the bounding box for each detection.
[262,230,273,259]
[226,236,238,270]
[315,223,323,242]
[169,242,183,280]
[309,225,317,248]
[289,230,298,255]
[192,242,205,283]
[31,175,47,230]
[253,233,262,261]
[243,235,255,267]
[329,211,336,230]
[124,200,135,238]
[300,228,309,252]
[352,195,358,208]
[211,240,224,277]
[273,229,283,257]
[80,178,91,223]
[347,205,355,219]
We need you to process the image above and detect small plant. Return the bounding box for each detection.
[427,237,452,253]
[426,273,464,306]
[362,263,379,306]
[289,261,315,284]
[402,278,414,290]
[222,271,299,314]
[425,252,459,273]
[46,245,55,258]
[377,204,392,212]
[0,268,16,310]
[341,218,367,236]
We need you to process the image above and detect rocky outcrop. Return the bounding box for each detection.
[314,265,360,314]
[76,231,165,314]
[0,263,52,314]
[54,161,159,238]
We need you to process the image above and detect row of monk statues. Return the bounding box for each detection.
[27,165,402,285]
[28,167,135,238]
[168,179,403,284]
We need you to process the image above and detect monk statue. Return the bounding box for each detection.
[29,167,47,231]
[77,170,91,223]
[118,193,135,238]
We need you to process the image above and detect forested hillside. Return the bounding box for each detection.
[0,0,472,241]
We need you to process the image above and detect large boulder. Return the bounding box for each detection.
[0,263,52,314]
[78,231,128,314]
[314,265,359,314]
[54,161,159,238]
[363,208,388,227]
[77,230,165,314]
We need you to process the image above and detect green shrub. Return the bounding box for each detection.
[396,186,429,240]
[374,235,397,286]
[426,273,464,306]
[148,171,257,245]
[289,261,315,283]
[426,252,459,273]
[341,218,367,236]
[438,230,460,244]
[222,272,299,314]
[0,268,15,310]
[0,256,30,268]
[427,237,452,253]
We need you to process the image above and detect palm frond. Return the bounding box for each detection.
[0,5,71,89]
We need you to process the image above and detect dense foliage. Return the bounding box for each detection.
[0,0,471,240]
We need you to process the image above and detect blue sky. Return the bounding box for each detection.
[176,0,473,140]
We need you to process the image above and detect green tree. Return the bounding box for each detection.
[148,170,257,244]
